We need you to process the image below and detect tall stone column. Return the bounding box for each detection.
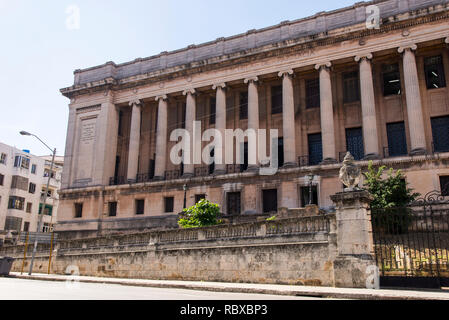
[355,53,380,159]
[182,88,196,177]
[126,99,142,182]
[154,95,168,180]
[315,62,337,164]
[398,44,426,155]
[244,76,259,171]
[212,83,227,175]
[278,70,297,168]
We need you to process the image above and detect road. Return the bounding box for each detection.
[0,277,334,300]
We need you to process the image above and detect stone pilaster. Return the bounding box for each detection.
[61,104,77,189]
[355,54,380,159]
[398,44,427,155]
[154,95,168,180]
[315,62,337,164]
[126,99,142,182]
[330,190,377,288]
[278,70,297,168]
[182,88,196,177]
[212,83,227,175]
[244,77,259,171]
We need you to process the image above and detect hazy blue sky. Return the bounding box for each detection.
[0,0,357,156]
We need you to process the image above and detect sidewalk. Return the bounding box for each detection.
[8,272,449,300]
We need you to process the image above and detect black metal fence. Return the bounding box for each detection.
[371,190,449,289]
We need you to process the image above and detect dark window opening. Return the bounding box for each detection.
[306,78,320,109]
[343,71,360,103]
[195,194,206,203]
[431,116,449,153]
[277,137,284,168]
[209,148,215,175]
[23,222,30,232]
[386,122,408,157]
[31,164,37,174]
[271,85,283,114]
[382,63,402,96]
[74,203,83,218]
[108,202,117,217]
[424,55,446,90]
[181,103,186,129]
[239,92,248,120]
[440,176,449,196]
[308,133,323,166]
[263,189,278,213]
[209,97,216,125]
[8,196,25,210]
[240,142,249,172]
[0,174,4,186]
[118,110,124,136]
[164,197,174,213]
[300,186,318,207]
[28,182,36,194]
[345,127,364,160]
[26,202,32,213]
[227,192,241,216]
[135,199,145,215]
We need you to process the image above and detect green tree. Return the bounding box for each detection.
[178,199,222,229]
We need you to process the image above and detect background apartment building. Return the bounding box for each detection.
[0,142,63,239]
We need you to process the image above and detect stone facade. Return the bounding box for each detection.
[57,0,449,236]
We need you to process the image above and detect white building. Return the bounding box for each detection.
[0,142,63,238]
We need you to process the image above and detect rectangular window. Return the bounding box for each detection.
[386,122,408,157]
[164,197,174,213]
[345,127,364,161]
[118,110,124,136]
[382,63,401,96]
[424,55,446,89]
[239,142,249,172]
[108,202,117,217]
[0,153,6,165]
[26,202,32,213]
[277,137,284,168]
[431,116,449,153]
[8,196,25,210]
[440,176,449,196]
[181,103,186,129]
[239,92,248,120]
[209,97,216,125]
[74,203,83,218]
[39,204,53,216]
[308,133,323,166]
[300,186,318,207]
[0,174,4,186]
[28,182,36,194]
[262,189,278,213]
[135,199,145,215]
[226,192,241,216]
[343,71,360,103]
[11,175,29,191]
[23,222,30,232]
[195,194,206,203]
[31,164,37,174]
[271,85,283,114]
[306,78,320,109]
[4,216,22,232]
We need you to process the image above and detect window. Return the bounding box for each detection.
[41,189,52,198]
[23,222,30,232]
[386,122,408,157]
[0,174,4,186]
[42,223,52,233]
[195,194,206,203]
[31,164,37,174]
[108,202,117,217]
[239,92,248,120]
[346,127,364,161]
[118,110,124,136]
[306,78,320,109]
[8,196,25,210]
[208,148,215,175]
[26,202,32,213]
[300,186,318,207]
[431,116,449,153]
[424,55,446,89]
[14,155,30,170]
[39,204,53,216]
[271,85,283,114]
[164,197,174,213]
[277,137,284,168]
[44,169,56,178]
[28,182,36,194]
[239,142,249,172]
[308,133,323,166]
[135,199,145,215]
[209,97,216,125]
[343,71,360,103]
[0,153,6,165]
[440,176,449,196]
[11,175,29,191]
[4,216,22,232]
[226,192,241,216]
[382,63,401,96]
[74,203,83,218]
[181,103,186,129]
[263,189,278,213]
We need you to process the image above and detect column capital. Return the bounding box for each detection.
[354,53,373,63]
[129,99,142,107]
[155,94,168,102]
[278,69,294,78]
[244,76,259,84]
[445,37,449,44]
[182,88,196,96]
[212,82,226,90]
[398,43,417,54]
[315,61,332,71]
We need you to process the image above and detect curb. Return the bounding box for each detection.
[6,273,449,300]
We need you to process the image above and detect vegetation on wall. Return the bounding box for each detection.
[178,199,222,229]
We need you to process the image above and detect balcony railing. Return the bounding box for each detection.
[165,170,180,180]
[226,164,244,174]
[136,173,154,183]
[194,166,210,177]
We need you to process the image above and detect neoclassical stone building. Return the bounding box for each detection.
[57,0,449,237]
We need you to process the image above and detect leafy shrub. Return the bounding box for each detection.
[178,199,222,229]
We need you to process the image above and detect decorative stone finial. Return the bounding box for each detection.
[339,152,361,192]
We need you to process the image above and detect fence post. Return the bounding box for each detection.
[330,190,377,288]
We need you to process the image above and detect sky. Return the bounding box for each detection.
[0,0,357,157]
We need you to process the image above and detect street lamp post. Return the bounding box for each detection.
[307,173,315,206]
[183,184,187,209]
[20,131,56,275]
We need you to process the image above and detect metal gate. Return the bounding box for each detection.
[371,190,449,289]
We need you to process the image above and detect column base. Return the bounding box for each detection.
[409,148,427,156]
[320,158,338,165]
[363,153,381,161]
